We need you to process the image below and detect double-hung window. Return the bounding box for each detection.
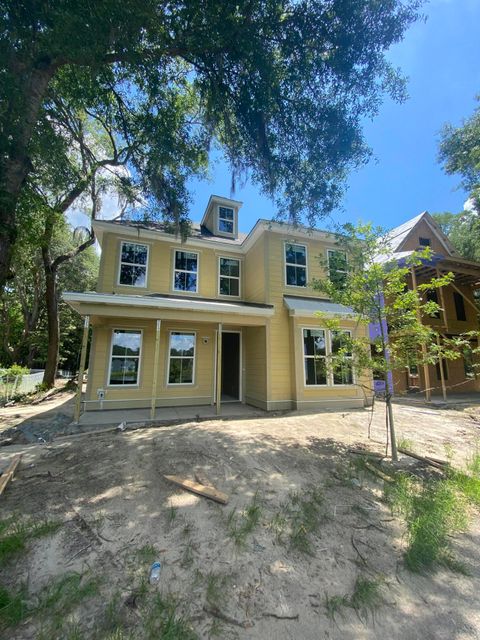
[285,243,307,287]
[327,250,347,287]
[119,242,148,287]
[218,206,234,234]
[303,328,354,386]
[303,329,327,385]
[219,257,240,296]
[331,330,353,385]
[168,332,195,384]
[109,329,142,385]
[174,250,198,292]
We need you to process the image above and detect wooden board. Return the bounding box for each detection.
[0,454,22,496]
[398,448,446,470]
[164,475,228,505]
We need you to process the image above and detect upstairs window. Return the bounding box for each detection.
[419,237,431,247]
[109,329,142,385]
[168,332,195,384]
[219,257,240,296]
[327,250,348,287]
[174,250,198,292]
[119,242,148,287]
[453,291,466,321]
[218,206,234,234]
[285,243,307,287]
[425,289,440,319]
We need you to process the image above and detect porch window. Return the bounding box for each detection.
[109,329,142,385]
[218,206,235,234]
[219,257,240,296]
[168,332,195,384]
[285,243,307,287]
[303,329,327,385]
[327,250,348,287]
[331,330,353,385]
[119,242,148,287]
[174,251,198,292]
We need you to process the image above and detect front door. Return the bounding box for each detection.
[221,332,240,401]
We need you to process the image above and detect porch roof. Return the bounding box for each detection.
[63,291,275,320]
[284,295,355,317]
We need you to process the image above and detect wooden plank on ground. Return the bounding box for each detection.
[0,454,22,496]
[194,470,212,487]
[164,475,228,505]
[364,461,394,484]
[398,448,446,470]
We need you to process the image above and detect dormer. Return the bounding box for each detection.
[200,195,242,239]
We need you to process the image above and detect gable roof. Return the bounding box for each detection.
[385,211,457,256]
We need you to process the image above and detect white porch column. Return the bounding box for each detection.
[74,315,90,423]
[216,323,223,415]
[150,319,162,420]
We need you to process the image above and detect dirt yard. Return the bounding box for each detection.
[1,399,480,639]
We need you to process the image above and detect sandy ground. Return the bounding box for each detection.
[1,400,480,639]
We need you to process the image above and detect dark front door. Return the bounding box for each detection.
[221,332,240,401]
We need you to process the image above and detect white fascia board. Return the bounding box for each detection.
[92,220,245,254]
[200,194,243,227]
[287,308,356,318]
[63,291,274,317]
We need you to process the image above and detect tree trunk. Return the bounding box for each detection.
[0,63,56,289]
[43,266,59,388]
[384,372,398,461]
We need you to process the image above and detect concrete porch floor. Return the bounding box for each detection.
[75,402,265,426]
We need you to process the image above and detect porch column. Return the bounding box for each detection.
[411,267,431,402]
[436,267,449,331]
[74,315,90,423]
[150,319,162,420]
[216,323,223,415]
[436,334,447,401]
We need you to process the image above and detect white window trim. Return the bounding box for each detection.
[107,328,143,388]
[284,241,308,288]
[172,249,200,294]
[167,330,196,386]
[327,249,348,282]
[215,205,237,238]
[117,241,150,288]
[301,327,355,388]
[218,255,241,298]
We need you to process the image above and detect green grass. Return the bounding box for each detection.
[205,572,229,609]
[288,487,324,554]
[36,572,100,618]
[227,492,262,547]
[385,472,468,572]
[0,585,28,628]
[135,544,158,565]
[397,436,414,451]
[143,593,197,640]
[324,577,383,624]
[0,516,61,564]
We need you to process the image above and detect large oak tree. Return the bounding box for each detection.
[1,0,422,289]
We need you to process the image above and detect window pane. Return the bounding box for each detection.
[181,358,193,383]
[175,251,198,272]
[121,243,136,264]
[219,219,234,233]
[220,258,239,277]
[168,358,182,384]
[185,273,197,291]
[170,333,195,357]
[314,358,328,385]
[112,330,141,356]
[219,206,234,220]
[121,243,147,265]
[305,358,316,385]
[331,331,351,355]
[285,243,306,266]
[286,265,298,286]
[120,264,146,286]
[109,357,139,385]
[219,277,230,296]
[328,250,347,272]
[303,329,325,356]
[229,278,239,296]
[333,363,353,385]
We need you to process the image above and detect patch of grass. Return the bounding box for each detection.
[37,572,100,620]
[0,585,28,628]
[324,577,383,624]
[143,593,198,640]
[349,577,383,622]
[267,512,288,542]
[227,492,262,547]
[449,450,480,507]
[397,436,414,451]
[0,516,61,564]
[288,486,324,554]
[168,506,178,525]
[386,473,468,572]
[205,572,230,609]
[135,544,158,565]
[324,593,349,622]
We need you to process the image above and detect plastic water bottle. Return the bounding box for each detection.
[149,561,161,584]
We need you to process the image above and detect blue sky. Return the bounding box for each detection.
[187,0,480,234]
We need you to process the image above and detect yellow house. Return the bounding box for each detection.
[64,195,372,419]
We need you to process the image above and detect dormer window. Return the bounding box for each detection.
[218,206,235,235]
